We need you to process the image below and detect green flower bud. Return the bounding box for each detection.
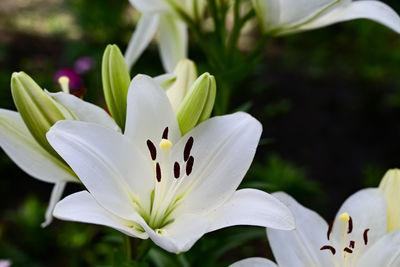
[176,73,216,135]
[102,44,131,131]
[11,72,75,157]
[166,59,198,113]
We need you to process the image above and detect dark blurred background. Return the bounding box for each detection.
[1,0,400,266]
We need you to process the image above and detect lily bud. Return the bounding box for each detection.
[176,73,216,135]
[11,72,74,157]
[166,59,198,113]
[379,169,400,232]
[102,44,130,131]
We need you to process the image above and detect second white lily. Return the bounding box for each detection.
[48,74,294,253]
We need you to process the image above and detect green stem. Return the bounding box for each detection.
[124,235,132,261]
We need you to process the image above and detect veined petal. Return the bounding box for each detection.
[47,120,154,220]
[46,91,119,132]
[357,229,400,267]
[230,258,278,267]
[267,192,333,267]
[298,1,400,34]
[0,109,76,184]
[137,213,210,253]
[41,182,67,228]
[124,14,160,70]
[171,112,262,215]
[331,188,387,255]
[54,191,148,239]
[158,14,188,72]
[207,189,294,232]
[124,75,180,154]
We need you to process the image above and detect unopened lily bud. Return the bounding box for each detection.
[379,169,400,232]
[11,72,75,157]
[102,44,130,131]
[167,59,198,113]
[176,73,216,134]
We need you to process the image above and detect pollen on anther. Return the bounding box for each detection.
[320,245,336,255]
[327,220,333,240]
[363,228,370,245]
[156,162,162,182]
[162,127,169,139]
[186,156,194,176]
[184,137,194,161]
[146,140,157,160]
[349,240,355,249]
[174,162,180,179]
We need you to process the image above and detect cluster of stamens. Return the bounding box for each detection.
[144,127,196,229]
[320,212,370,265]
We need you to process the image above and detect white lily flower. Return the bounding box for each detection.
[125,0,202,72]
[0,84,118,227]
[252,0,400,35]
[48,74,295,253]
[231,189,400,267]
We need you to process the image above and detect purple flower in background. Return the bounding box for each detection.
[74,56,94,74]
[0,260,11,267]
[54,68,83,92]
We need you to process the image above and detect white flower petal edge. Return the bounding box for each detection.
[46,91,119,132]
[267,192,332,267]
[298,1,400,34]
[207,189,294,232]
[158,14,188,72]
[0,109,76,184]
[41,181,67,228]
[124,14,160,70]
[230,257,278,267]
[53,191,148,239]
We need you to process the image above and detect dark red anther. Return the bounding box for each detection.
[348,216,353,234]
[162,127,169,139]
[320,245,336,255]
[349,240,355,249]
[186,156,194,176]
[156,162,162,182]
[184,137,194,161]
[344,247,353,254]
[146,140,157,160]
[363,228,370,245]
[327,220,334,240]
[174,162,180,179]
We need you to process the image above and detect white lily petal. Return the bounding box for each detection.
[54,191,148,239]
[138,213,210,253]
[154,73,177,90]
[41,181,66,228]
[125,14,160,70]
[253,0,337,31]
[299,1,400,34]
[332,188,386,254]
[124,74,180,153]
[356,229,400,267]
[129,0,169,13]
[47,91,119,132]
[0,109,76,184]
[267,192,333,267]
[47,120,154,220]
[230,257,278,267]
[158,14,188,72]
[172,112,262,215]
[207,189,294,232]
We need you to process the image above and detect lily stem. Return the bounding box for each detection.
[124,235,132,261]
